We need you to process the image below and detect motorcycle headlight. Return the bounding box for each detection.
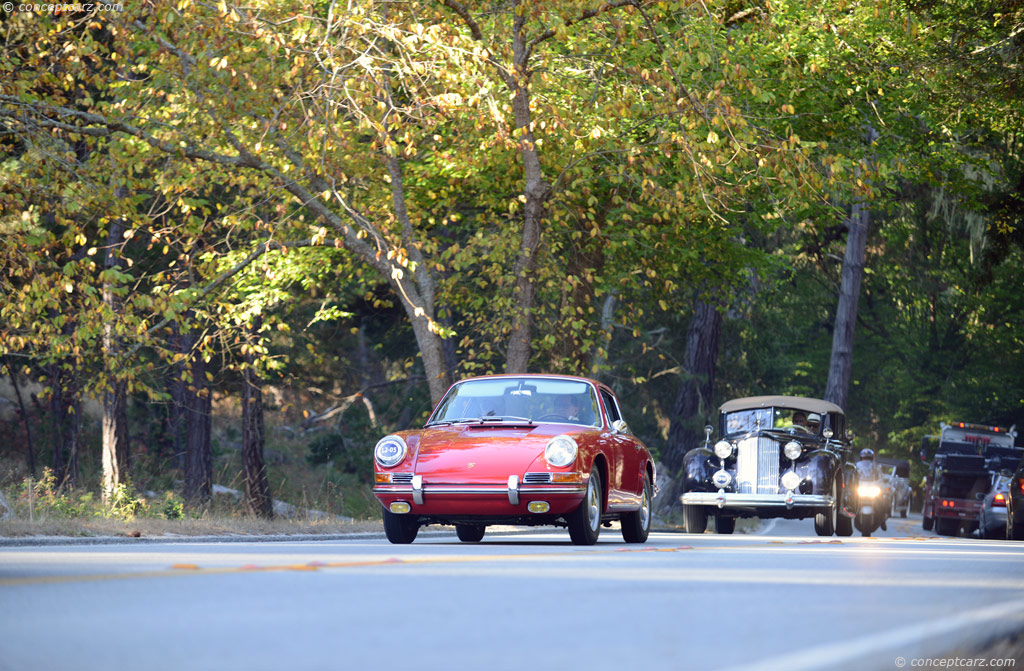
[783,441,802,460]
[858,483,881,498]
[374,435,408,468]
[545,435,578,467]
[714,440,733,460]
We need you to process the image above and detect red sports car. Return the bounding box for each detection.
[372,374,656,545]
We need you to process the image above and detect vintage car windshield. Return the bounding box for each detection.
[428,378,601,427]
[724,407,821,436]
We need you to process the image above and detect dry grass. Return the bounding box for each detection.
[0,516,383,539]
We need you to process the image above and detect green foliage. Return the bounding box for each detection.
[103,482,149,521]
[160,492,186,521]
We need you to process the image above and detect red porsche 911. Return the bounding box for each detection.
[372,374,656,545]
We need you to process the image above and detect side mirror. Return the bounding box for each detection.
[612,419,630,435]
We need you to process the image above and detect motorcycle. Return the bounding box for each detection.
[854,480,887,537]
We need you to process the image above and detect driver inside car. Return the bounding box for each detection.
[554,395,583,422]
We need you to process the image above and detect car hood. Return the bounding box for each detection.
[410,424,578,483]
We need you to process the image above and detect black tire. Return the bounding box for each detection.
[382,507,419,544]
[1009,513,1024,541]
[922,515,934,531]
[814,478,839,536]
[836,512,854,536]
[621,472,653,543]
[568,468,603,545]
[683,504,708,534]
[935,518,958,536]
[715,516,735,534]
[455,524,486,542]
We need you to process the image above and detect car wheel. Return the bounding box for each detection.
[568,468,603,545]
[455,524,486,542]
[814,478,839,536]
[683,504,708,534]
[715,516,735,534]
[621,471,653,543]
[836,513,854,536]
[382,506,419,544]
[1010,518,1024,541]
[922,515,934,531]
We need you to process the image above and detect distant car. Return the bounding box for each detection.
[978,473,1011,539]
[680,395,857,536]
[877,457,912,518]
[1005,457,1024,541]
[372,374,656,545]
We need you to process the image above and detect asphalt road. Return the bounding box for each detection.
[1,513,1022,671]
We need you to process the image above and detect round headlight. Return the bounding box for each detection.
[784,441,802,460]
[712,470,732,489]
[374,435,408,468]
[714,440,733,460]
[545,435,578,467]
[781,470,802,491]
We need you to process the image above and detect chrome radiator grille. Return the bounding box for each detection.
[735,437,780,494]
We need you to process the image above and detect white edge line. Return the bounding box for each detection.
[719,598,1024,671]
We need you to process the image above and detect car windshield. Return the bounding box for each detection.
[427,378,600,427]
[724,407,820,435]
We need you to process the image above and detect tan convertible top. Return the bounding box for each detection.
[719,395,844,415]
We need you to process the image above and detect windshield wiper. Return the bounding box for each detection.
[424,417,480,427]
[474,416,534,424]
[426,415,536,427]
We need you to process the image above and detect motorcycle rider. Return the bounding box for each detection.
[856,448,887,531]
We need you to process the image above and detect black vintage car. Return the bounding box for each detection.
[680,395,857,536]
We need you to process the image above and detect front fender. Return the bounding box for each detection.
[682,448,716,492]
[801,450,840,495]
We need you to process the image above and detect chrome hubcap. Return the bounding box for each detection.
[587,477,600,531]
[639,481,651,529]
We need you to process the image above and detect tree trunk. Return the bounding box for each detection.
[101,381,130,502]
[5,357,36,477]
[46,364,81,488]
[505,9,551,374]
[182,328,212,505]
[825,201,870,411]
[101,219,131,503]
[47,365,66,480]
[168,322,187,472]
[657,299,723,515]
[241,319,273,519]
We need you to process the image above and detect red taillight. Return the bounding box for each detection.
[1018,478,1024,496]
[993,493,1006,507]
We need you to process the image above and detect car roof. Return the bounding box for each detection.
[719,395,844,415]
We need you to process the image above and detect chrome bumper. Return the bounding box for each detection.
[374,475,586,506]
[681,492,834,509]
